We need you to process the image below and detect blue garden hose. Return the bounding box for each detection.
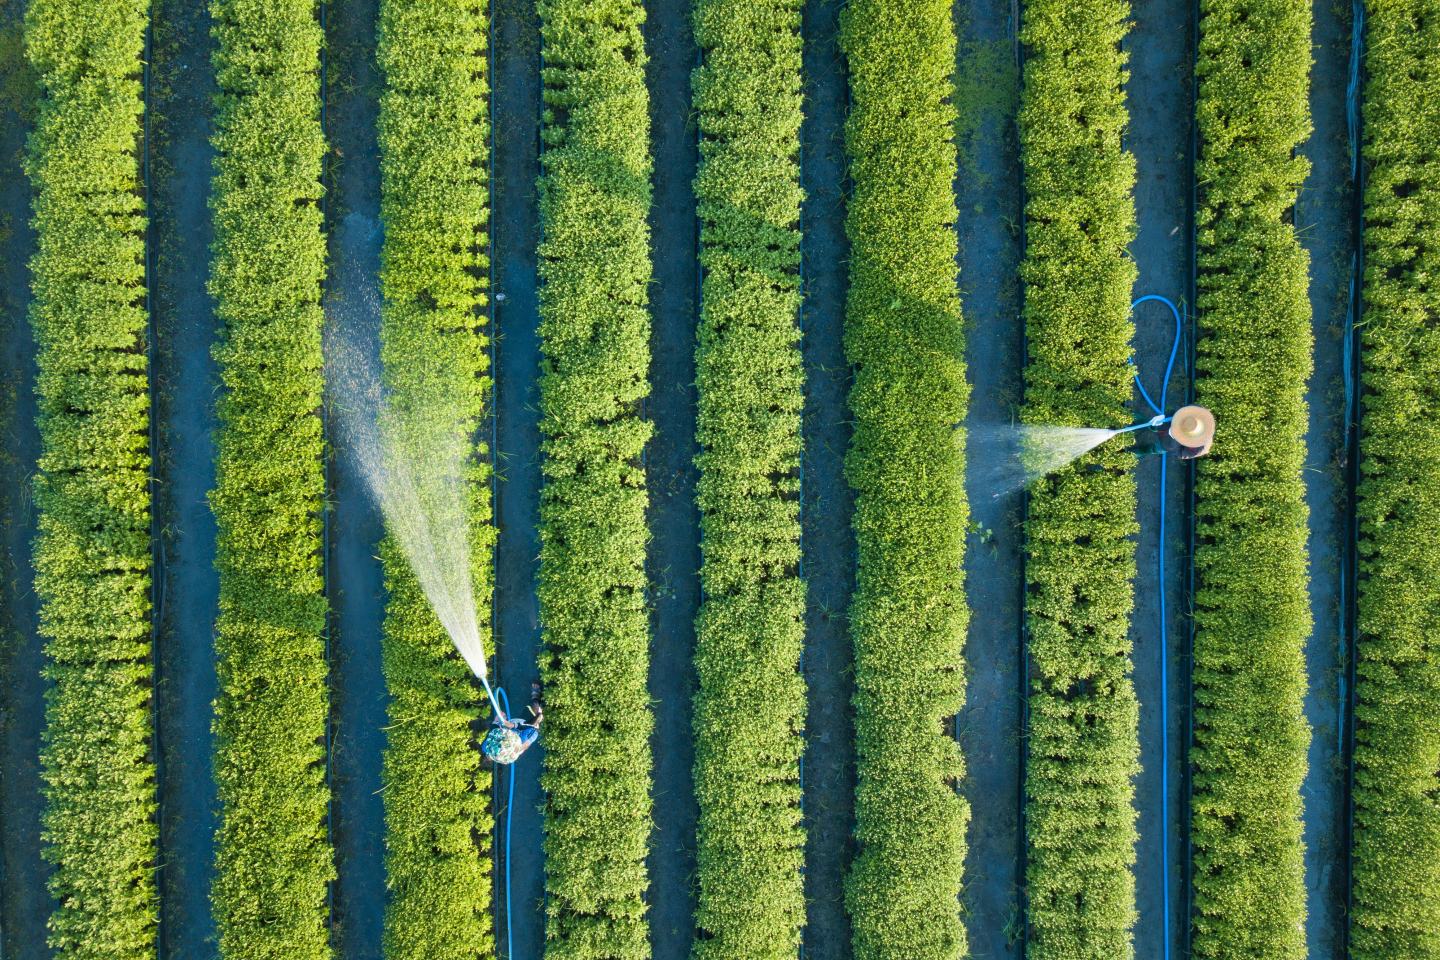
[496,686,516,960]
[1130,293,1184,960]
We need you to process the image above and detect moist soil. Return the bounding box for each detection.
[798,2,857,958]
[955,2,1025,956]
[1123,2,1194,956]
[1296,2,1356,955]
[491,1,546,955]
[0,0,48,954]
[149,0,222,954]
[323,0,390,955]
[642,1,702,957]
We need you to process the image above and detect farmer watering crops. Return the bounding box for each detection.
[1133,404,1216,460]
[481,682,544,765]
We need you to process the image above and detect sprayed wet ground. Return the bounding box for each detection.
[955,2,1025,956]
[150,0,222,953]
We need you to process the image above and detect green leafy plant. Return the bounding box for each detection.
[208,1,332,957]
[1349,2,1440,956]
[690,1,806,956]
[1190,2,1313,957]
[25,2,156,956]
[840,3,968,958]
[535,1,654,956]
[375,1,494,957]
[1018,3,1139,957]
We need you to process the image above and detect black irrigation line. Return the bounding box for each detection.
[318,0,337,934]
[142,9,168,957]
[1180,0,1198,952]
[1339,0,1365,952]
[1011,0,1030,953]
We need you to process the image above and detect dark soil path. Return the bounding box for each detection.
[149,0,221,954]
[1295,4,1355,956]
[491,1,546,955]
[324,0,390,954]
[1123,2,1194,956]
[642,1,701,956]
[797,4,855,958]
[955,2,1025,955]
[0,1,49,953]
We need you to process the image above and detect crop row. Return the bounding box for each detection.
[1350,2,1440,956]
[690,0,806,956]
[839,3,968,958]
[25,1,156,956]
[1018,2,1140,957]
[1190,2,1313,956]
[374,1,494,958]
[535,0,654,955]
[207,1,332,957]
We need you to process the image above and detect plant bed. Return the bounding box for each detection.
[840,2,968,958]
[25,1,156,955]
[535,0,655,955]
[1018,2,1140,956]
[208,0,332,956]
[1190,1,1313,956]
[690,0,806,956]
[1349,2,1440,956]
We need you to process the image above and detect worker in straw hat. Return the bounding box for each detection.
[1133,404,1216,460]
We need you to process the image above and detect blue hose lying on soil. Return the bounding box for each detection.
[1130,293,1183,960]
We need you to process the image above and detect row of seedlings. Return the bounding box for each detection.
[25,1,156,956]
[1349,0,1440,956]
[839,2,970,958]
[1018,2,1141,957]
[374,0,495,957]
[207,0,334,957]
[690,0,807,957]
[1189,1,1314,956]
[535,0,655,955]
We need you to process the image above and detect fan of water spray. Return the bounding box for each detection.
[325,238,494,695]
[966,423,1121,498]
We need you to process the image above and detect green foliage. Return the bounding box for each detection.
[1189,2,1312,956]
[1018,3,1139,957]
[840,3,968,958]
[208,0,332,957]
[1350,3,1440,956]
[536,1,654,956]
[25,3,155,956]
[690,1,805,956]
[375,0,494,957]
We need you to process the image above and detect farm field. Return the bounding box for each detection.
[0,1,1432,959]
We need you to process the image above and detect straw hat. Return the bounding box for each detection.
[1170,405,1216,448]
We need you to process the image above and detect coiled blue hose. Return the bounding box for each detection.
[1130,293,1183,959]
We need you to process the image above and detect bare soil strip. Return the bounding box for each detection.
[491,0,547,954]
[956,1,1025,954]
[150,0,222,953]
